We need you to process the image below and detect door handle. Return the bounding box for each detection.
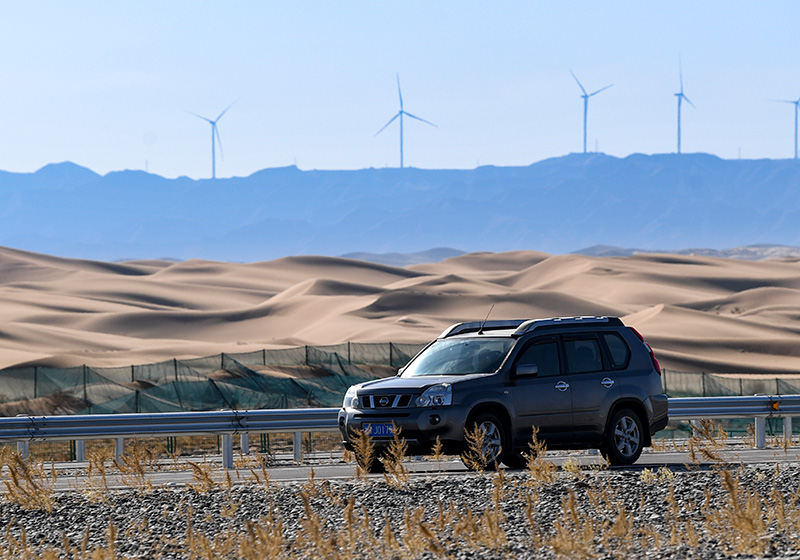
[601,377,614,388]
[555,381,570,392]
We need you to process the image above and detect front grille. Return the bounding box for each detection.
[360,394,413,409]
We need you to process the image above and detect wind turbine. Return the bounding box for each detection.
[674,62,695,154]
[375,74,437,168]
[570,71,613,154]
[775,97,800,159]
[188,102,234,179]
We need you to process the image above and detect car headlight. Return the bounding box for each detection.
[343,386,360,409]
[415,384,452,407]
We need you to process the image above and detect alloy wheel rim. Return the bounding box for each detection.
[614,416,640,457]
[479,420,502,463]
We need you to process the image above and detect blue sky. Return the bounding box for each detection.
[1,1,798,177]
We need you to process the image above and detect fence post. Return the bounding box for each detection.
[262,349,266,366]
[784,417,793,445]
[701,372,707,397]
[240,433,250,455]
[389,343,394,367]
[347,341,351,364]
[115,438,125,462]
[76,440,86,462]
[17,441,29,459]
[222,434,234,469]
[33,366,38,399]
[304,345,309,365]
[754,417,766,449]
[293,431,303,463]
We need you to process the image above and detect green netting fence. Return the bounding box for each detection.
[0,342,798,416]
[0,342,426,415]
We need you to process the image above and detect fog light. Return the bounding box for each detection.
[430,414,441,425]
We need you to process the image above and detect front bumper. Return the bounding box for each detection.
[338,404,470,454]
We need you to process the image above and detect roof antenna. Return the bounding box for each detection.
[477,304,495,335]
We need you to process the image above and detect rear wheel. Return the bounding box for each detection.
[602,408,644,466]
[460,413,508,471]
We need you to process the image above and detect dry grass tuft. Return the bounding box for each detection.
[1,449,56,512]
[187,461,217,493]
[351,429,376,479]
[382,425,409,488]
[460,422,490,471]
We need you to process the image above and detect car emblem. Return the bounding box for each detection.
[379,397,390,406]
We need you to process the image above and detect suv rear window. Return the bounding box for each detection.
[564,337,604,373]
[602,333,630,368]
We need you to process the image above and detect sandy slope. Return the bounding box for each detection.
[0,246,798,373]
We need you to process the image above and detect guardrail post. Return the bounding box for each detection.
[75,440,86,462]
[222,434,234,469]
[16,441,29,459]
[115,438,125,462]
[293,431,302,463]
[754,417,766,449]
[784,416,793,445]
[240,433,250,455]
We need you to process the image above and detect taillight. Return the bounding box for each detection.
[629,327,661,375]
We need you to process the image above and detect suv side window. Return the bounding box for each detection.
[515,339,561,377]
[601,332,630,369]
[564,336,604,374]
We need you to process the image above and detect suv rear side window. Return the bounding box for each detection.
[516,340,561,377]
[602,332,630,369]
[564,337,604,374]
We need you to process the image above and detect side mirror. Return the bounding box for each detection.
[515,363,539,377]
[396,367,405,376]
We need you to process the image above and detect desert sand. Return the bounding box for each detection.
[0,246,798,373]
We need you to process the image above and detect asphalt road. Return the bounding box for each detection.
[34,445,800,492]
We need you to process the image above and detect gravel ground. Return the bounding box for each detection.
[2,464,800,558]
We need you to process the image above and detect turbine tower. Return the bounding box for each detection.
[674,62,695,154]
[375,74,437,168]
[776,97,800,159]
[570,71,613,154]
[189,102,234,179]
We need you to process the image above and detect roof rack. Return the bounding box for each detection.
[439,320,527,338]
[513,316,622,335]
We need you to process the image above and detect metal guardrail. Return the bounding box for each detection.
[2,395,799,468]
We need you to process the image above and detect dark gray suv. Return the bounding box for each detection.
[338,316,668,470]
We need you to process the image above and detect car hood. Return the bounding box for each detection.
[356,373,487,392]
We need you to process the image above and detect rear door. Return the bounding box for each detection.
[562,333,619,440]
[506,336,573,445]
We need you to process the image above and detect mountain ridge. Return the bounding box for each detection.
[0,152,798,260]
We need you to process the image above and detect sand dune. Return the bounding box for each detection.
[0,246,799,373]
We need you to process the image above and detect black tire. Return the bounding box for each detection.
[364,456,385,474]
[460,413,508,471]
[602,408,645,466]
[502,450,528,470]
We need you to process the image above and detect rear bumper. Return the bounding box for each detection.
[649,393,669,434]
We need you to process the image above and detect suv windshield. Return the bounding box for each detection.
[402,337,514,377]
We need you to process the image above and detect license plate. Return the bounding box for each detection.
[363,423,394,437]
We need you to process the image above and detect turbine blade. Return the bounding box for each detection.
[403,111,437,127]
[215,101,236,122]
[773,99,796,104]
[589,84,613,97]
[187,110,213,123]
[679,56,684,93]
[683,94,695,108]
[214,125,224,159]
[374,112,400,136]
[396,73,403,110]
[570,70,587,95]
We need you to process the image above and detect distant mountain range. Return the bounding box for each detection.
[0,153,798,261]
[341,248,465,266]
[572,244,800,260]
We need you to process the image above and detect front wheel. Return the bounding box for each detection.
[460,413,508,471]
[602,408,645,466]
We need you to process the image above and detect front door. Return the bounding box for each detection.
[507,336,572,447]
